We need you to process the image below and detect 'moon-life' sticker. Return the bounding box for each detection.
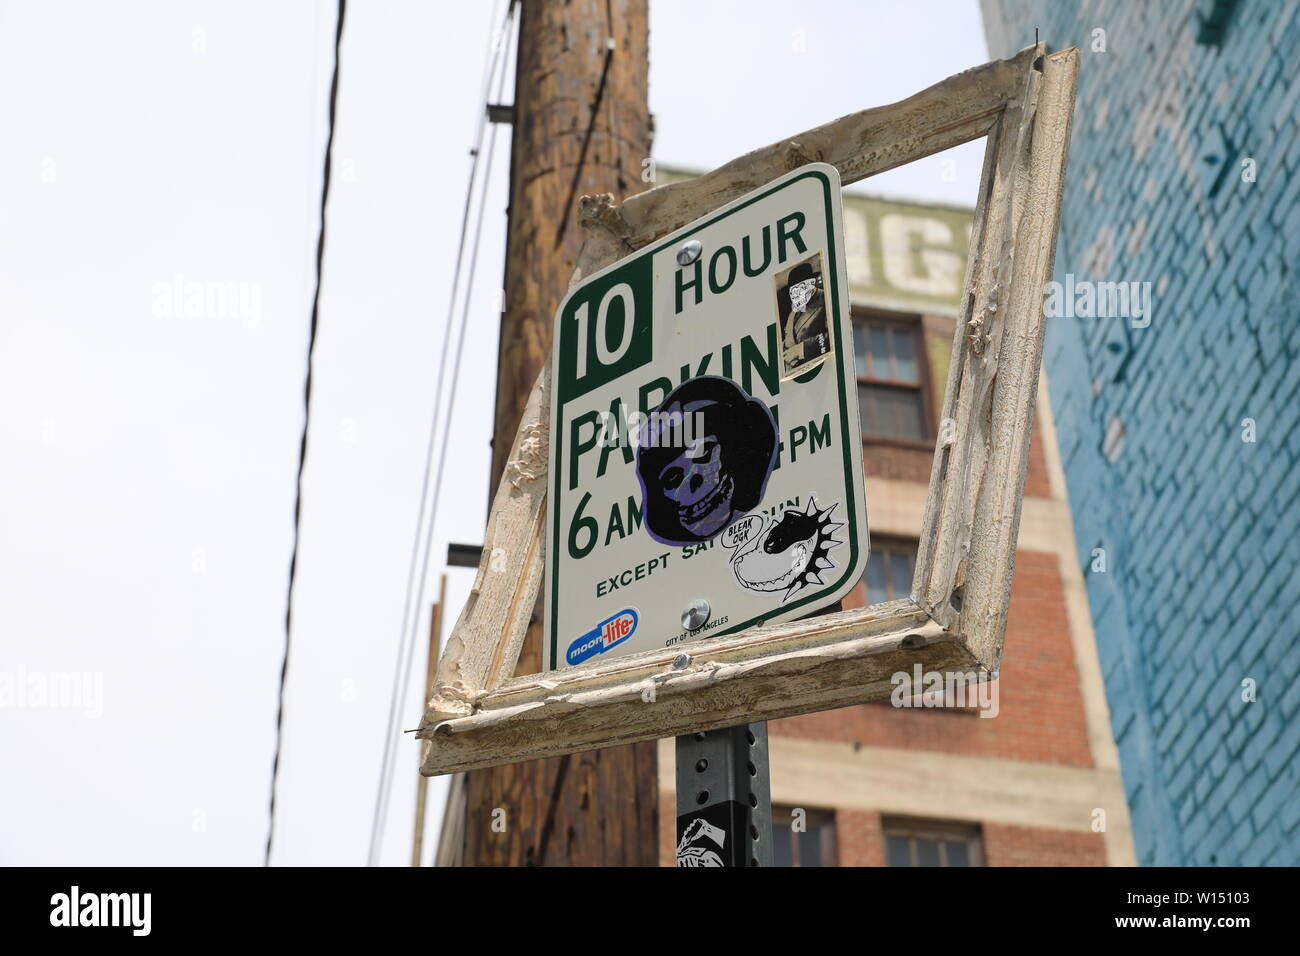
[723,496,844,602]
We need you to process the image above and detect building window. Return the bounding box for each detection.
[853,313,930,441]
[865,538,917,605]
[883,818,983,867]
[772,807,837,867]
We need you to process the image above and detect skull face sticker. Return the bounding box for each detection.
[636,376,778,547]
[730,496,844,601]
[788,276,818,313]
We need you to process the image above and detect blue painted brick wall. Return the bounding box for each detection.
[981,0,1300,865]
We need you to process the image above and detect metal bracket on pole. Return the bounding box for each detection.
[486,103,515,125]
[674,722,773,867]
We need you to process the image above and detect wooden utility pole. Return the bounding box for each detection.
[411,576,446,866]
[461,0,656,866]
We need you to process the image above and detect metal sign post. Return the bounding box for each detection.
[672,597,843,867]
[675,723,772,867]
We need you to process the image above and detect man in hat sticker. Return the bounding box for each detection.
[775,252,833,378]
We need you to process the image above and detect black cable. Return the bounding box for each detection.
[265,0,346,867]
[554,41,614,248]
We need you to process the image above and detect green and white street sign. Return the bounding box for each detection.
[545,163,869,671]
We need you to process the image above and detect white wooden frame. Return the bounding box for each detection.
[418,43,1078,775]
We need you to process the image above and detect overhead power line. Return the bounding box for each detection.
[366,0,517,867]
[266,0,347,867]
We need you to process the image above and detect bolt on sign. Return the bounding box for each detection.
[546,163,869,670]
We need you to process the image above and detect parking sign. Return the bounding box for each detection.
[546,163,869,670]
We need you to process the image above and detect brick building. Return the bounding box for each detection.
[652,175,1135,865]
[980,1,1300,865]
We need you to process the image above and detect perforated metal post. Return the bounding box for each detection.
[671,601,842,867]
[674,722,773,867]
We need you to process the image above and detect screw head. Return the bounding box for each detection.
[681,599,711,631]
[676,239,702,266]
[672,653,691,670]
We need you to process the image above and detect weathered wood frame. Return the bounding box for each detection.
[418,43,1078,775]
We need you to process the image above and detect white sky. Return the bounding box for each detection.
[0,0,987,865]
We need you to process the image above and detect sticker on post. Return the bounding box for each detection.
[635,376,779,547]
[676,818,727,867]
[776,251,833,379]
[566,608,640,666]
[724,496,843,600]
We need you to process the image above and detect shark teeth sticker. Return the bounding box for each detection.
[726,496,843,602]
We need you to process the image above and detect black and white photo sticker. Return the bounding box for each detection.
[774,250,833,379]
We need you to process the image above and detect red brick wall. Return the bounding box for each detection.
[1023,418,1052,499]
[861,420,1052,498]
[833,813,1103,866]
[836,809,884,866]
[863,441,934,484]
[773,549,1093,768]
[983,823,1106,867]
